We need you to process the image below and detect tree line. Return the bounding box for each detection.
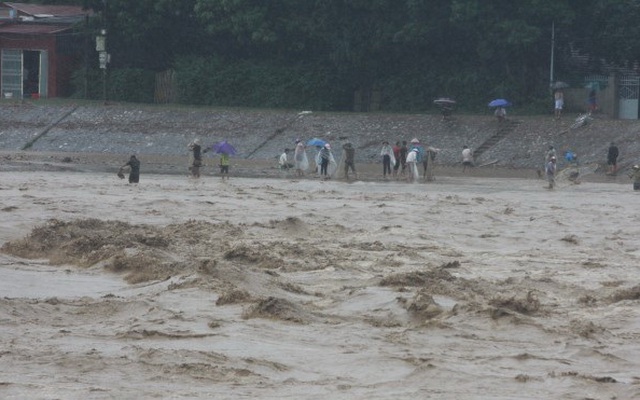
[42,0,640,111]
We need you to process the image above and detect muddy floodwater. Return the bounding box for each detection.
[1,171,639,399]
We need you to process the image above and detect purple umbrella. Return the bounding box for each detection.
[212,141,237,155]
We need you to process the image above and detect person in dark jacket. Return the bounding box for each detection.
[607,142,619,175]
[118,155,140,184]
[399,141,408,175]
[342,142,357,179]
[319,143,331,178]
[188,139,203,178]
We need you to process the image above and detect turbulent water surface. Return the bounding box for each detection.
[1,171,639,399]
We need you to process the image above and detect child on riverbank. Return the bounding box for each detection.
[219,153,230,180]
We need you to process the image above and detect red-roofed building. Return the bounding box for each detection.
[0,2,91,99]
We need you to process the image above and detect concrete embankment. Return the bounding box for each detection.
[1,101,639,174]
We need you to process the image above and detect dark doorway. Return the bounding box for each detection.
[23,50,40,97]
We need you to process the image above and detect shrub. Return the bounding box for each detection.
[173,56,350,110]
[70,68,154,103]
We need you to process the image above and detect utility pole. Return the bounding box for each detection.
[96,29,108,103]
[84,14,89,99]
[96,0,109,104]
[549,21,555,89]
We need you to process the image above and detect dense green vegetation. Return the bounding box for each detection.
[43,1,640,111]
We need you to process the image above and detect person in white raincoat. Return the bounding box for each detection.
[319,143,337,179]
[314,146,323,175]
[380,141,396,179]
[293,139,309,177]
[405,147,420,182]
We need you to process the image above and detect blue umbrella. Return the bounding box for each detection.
[306,138,326,147]
[488,99,511,107]
[212,141,237,155]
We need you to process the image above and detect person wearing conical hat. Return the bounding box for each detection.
[405,147,420,182]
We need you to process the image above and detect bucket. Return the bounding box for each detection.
[31,93,40,99]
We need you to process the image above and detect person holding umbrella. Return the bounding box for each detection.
[205,141,236,180]
[489,99,510,123]
[551,82,569,119]
[306,138,327,175]
[434,98,456,121]
[441,104,453,120]
[554,89,564,119]
[494,106,507,122]
[219,152,230,180]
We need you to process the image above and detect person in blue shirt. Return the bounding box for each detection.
[564,150,577,165]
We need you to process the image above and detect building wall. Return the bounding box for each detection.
[0,35,59,97]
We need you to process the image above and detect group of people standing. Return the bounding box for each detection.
[542,141,633,190]
[604,141,640,191]
[549,88,640,190]
[381,138,439,182]
[277,137,439,182]
[544,145,584,189]
[116,134,636,191]
[117,138,232,184]
[284,139,338,180]
[187,139,230,181]
[282,139,356,180]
